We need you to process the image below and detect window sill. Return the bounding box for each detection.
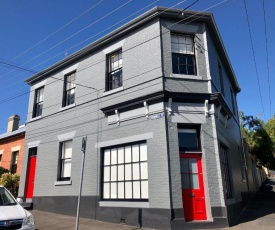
[59,103,76,112]
[29,116,42,122]
[99,201,149,208]
[54,180,72,186]
[169,73,203,80]
[103,86,124,96]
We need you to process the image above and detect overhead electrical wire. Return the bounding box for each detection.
[0,0,233,110]
[0,0,105,80]
[9,0,236,138]
[243,0,265,120]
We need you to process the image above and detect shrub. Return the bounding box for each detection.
[0,167,9,178]
[0,173,20,197]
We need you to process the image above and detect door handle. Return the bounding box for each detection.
[189,193,195,197]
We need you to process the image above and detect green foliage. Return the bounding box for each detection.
[0,167,9,178]
[240,112,275,170]
[0,173,20,197]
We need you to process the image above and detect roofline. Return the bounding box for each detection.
[25,7,240,92]
[0,127,26,141]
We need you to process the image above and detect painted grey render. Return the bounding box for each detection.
[19,7,258,229]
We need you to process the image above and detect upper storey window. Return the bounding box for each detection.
[63,72,76,107]
[171,33,196,75]
[107,49,122,91]
[33,87,44,118]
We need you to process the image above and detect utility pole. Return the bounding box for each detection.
[75,136,87,230]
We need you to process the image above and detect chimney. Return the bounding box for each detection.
[7,115,20,132]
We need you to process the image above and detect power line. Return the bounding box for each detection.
[262,0,272,117]
[0,0,106,80]
[0,0,233,109]
[243,0,265,119]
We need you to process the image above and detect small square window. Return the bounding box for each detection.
[178,127,201,151]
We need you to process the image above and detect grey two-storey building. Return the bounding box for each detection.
[19,7,258,229]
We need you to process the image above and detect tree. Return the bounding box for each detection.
[240,112,275,169]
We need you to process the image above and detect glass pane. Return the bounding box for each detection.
[181,174,190,189]
[125,164,132,180]
[117,147,124,164]
[191,174,199,189]
[104,150,110,165]
[110,183,117,199]
[111,148,117,164]
[171,34,178,43]
[103,183,110,199]
[172,54,179,74]
[178,129,198,150]
[125,182,132,199]
[111,166,117,181]
[62,160,71,178]
[171,42,179,53]
[117,165,124,181]
[118,182,124,199]
[133,181,140,199]
[125,146,131,163]
[63,141,72,159]
[178,42,187,53]
[180,159,189,173]
[132,163,140,180]
[140,162,148,180]
[140,143,147,161]
[189,158,198,173]
[132,144,139,162]
[104,166,110,182]
[141,181,148,199]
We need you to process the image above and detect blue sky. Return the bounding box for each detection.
[0,0,274,133]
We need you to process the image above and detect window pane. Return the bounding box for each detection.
[103,183,110,199]
[181,174,190,189]
[125,164,132,180]
[63,141,72,159]
[140,143,147,161]
[118,182,124,199]
[125,146,131,163]
[110,183,117,199]
[140,162,148,180]
[132,144,139,162]
[125,182,132,199]
[117,165,124,181]
[133,181,141,199]
[132,163,140,180]
[191,174,199,189]
[111,148,117,164]
[180,159,189,173]
[178,129,199,150]
[117,147,124,164]
[141,181,149,199]
[111,166,117,181]
[172,54,179,74]
[189,159,198,173]
[104,166,110,182]
[62,160,71,178]
[104,150,110,165]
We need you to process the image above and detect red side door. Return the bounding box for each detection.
[25,148,37,199]
[180,154,207,221]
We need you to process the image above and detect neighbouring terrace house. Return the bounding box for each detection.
[19,7,262,229]
[0,115,25,175]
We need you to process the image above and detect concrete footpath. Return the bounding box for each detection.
[30,209,152,230]
[30,177,275,230]
[222,176,275,230]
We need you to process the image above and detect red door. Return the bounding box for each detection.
[25,153,37,199]
[180,154,206,221]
